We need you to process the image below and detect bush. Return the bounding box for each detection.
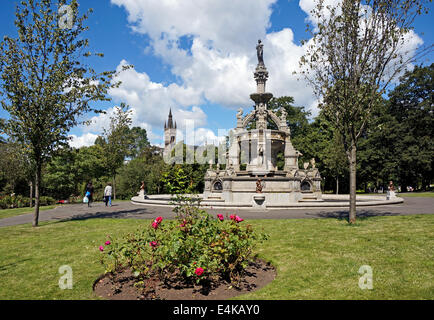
[0,195,27,209]
[98,196,268,287]
[0,195,54,209]
[39,196,56,206]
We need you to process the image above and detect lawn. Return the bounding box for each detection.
[398,192,434,198]
[0,214,432,300]
[0,205,58,220]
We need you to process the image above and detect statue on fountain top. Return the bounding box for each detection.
[256,40,264,65]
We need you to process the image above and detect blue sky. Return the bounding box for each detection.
[0,0,433,147]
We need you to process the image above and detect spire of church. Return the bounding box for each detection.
[167,108,174,129]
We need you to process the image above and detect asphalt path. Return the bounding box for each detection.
[0,197,433,228]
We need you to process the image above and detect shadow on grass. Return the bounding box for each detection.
[306,210,400,221]
[56,207,154,223]
[0,259,32,271]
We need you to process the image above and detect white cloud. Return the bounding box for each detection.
[109,60,205,128]
[299,0,342,28]
[103,0,424,147]
[110,0,318,111]
[68,133,99,148]
[111,0,276,54]
[299,0,424,84]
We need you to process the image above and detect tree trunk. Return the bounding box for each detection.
[29,181,33,208]
[32,164,41,227]
[113,175,116,200]
[336,176,339,195]
[348,143,357,224]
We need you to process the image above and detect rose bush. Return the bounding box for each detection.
[99,195,268,287]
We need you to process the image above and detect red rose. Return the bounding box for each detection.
[149,241,158,248]
[235,215,244,223]
[195,267,204,276]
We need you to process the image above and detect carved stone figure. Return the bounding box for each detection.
[256,40,264,65]
[256,179,263,193]
[310,158,316,168]
[280,109,287,123]
[258,146,264,165]
[236,108,243,119]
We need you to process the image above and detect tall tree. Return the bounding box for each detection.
[306,112,348,193]
[299,0,432,223]
[117,146,165,198]
[128,126,150,159]
[0,0,124,226]
[388,63,434,190]
[0,139,30,195]
[268,96,312,139]
[357,97,400,192]
[101,103,133,199]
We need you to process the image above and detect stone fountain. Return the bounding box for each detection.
[202,40,322,208]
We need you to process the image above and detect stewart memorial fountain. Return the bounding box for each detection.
[132,40,403,210]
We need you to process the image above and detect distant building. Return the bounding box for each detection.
[163,108,177,156]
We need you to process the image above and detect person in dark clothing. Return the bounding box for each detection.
[85,182,94,207]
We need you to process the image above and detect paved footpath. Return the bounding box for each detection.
[0,197,433,228]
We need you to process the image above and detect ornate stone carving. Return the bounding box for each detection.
[310,158,316,168]
[256,179,263,193]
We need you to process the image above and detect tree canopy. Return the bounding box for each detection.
[0,0,123,226]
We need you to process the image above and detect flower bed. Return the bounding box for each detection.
[96,196,270,299]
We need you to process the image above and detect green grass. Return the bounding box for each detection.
[0,215,432,300]
[398,192,434,198]
[0,205,58,220]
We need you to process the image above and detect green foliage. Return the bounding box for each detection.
[99,197,268,287]
[0,140,31,195]
[0,0,119,162]
[117,146,165,199]
[0,194,54,209]
[387,64,434,190]
[43,148,78,199]
[100,103,133,178]
[42,145,107,199]
[306,112,348,192]
[161,166,191,194]
[357,64,434,191]
[299,0,431,221]
[268,96,311,138]
[128,127,151,159]
[0,0,125,225]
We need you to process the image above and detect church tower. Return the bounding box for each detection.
[164,108,177,155]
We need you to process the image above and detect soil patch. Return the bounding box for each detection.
[93,259,276,300]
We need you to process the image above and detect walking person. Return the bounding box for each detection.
[84,181,94,208]
[104,183,113,207]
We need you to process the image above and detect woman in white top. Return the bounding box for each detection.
[104,183,113,207]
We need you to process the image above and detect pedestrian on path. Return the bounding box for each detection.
[84,182,94,207]
[104,183,113,207]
